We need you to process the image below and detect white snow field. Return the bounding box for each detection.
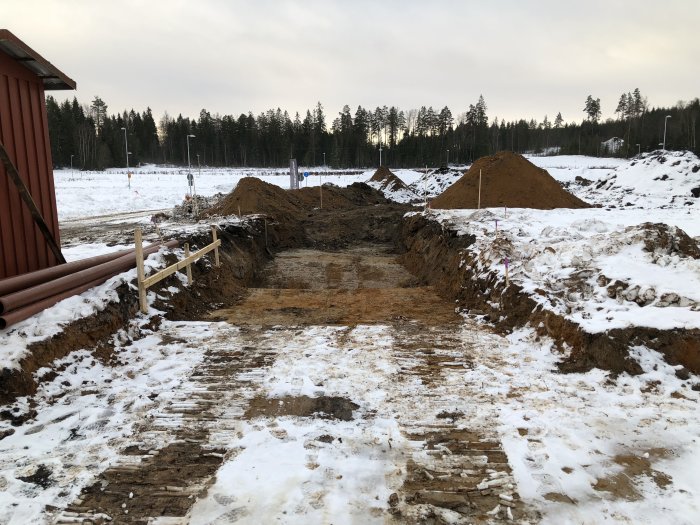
[0,153,699,523]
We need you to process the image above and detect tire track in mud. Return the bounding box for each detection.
[386,321,534,523]
[55,325,277,524]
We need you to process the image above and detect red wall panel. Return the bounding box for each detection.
[0,51,61,279]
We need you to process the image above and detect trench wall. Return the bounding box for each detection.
[399,213,700,376]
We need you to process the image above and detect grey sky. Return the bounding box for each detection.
[4,0,698,125]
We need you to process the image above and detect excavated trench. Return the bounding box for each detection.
[400,213,700,377]
[35,199,542,523]
[56,242,532,523]
[7,190,694,522]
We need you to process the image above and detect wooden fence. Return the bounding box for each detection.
[134,226,221,314]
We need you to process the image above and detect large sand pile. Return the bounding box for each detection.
[431,151,589,209]
[205,177,388,221]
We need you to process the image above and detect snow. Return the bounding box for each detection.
[55,166,371,220]
[0,245,176,370]
[0,319,219,524]
[409,169,465,200]
[2,154,700,523]
[495,329,700,524]
[189,325,405,524]
[423,150,700,333]
[528,151,700,209]
[430,206,700,332]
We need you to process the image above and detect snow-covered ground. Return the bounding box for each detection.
[2,153,699,523]
[55,166,370,220]
[0,318,216,523]
[409,169,465,200]
[0,245,175,369]
[430,206,700,332]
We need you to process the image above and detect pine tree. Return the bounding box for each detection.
[554,112,564,128]
[90,96,108,132]
[584,95,601,123]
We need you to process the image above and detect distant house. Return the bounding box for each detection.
[0,29,75,279]
[601,137,624,155]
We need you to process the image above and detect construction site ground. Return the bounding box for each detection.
[39,243,532,524]
[2,167,699,524]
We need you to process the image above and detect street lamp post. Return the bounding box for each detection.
[379,144,383,167]
[120,127,129,169]
[186,134,195,195]
[446,149,450,167]
[662,115,671,151]
[323,152,326,167]
[636,144,640,156]
[187,134,195,171]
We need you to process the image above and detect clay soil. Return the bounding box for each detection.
[431,151,589,209]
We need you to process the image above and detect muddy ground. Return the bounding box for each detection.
[50,245,533,523]
[2,184,697,523]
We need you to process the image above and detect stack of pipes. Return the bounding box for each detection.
[0,240,178,329]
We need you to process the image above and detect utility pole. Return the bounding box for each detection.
[121,127,129,169]
[663,115,671,151]
[187,134,195,195]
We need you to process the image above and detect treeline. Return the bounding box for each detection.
[46,92,700,170]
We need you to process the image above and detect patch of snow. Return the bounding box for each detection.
[430,206,700,332]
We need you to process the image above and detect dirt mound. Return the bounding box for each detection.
[206,177,304,221]
[296,182,389,209]
[370,166,410,194]
[431,151,589,209]
[206,178,388,221]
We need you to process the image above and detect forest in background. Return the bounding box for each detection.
[46,91,700,170]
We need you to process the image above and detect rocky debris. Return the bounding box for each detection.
[172,193,225,220]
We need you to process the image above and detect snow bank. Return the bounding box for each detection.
[431,206,700,332]
[537,151,700,209]
[408,169,465,200]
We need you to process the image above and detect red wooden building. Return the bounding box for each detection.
[0,29,75,280]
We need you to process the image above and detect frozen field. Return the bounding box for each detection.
[54,166,424,220]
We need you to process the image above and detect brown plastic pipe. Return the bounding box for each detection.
[0,240,179,315]
[0,248,134,297]
[0,275,107,330]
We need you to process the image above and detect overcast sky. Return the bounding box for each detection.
[4,0,698,125]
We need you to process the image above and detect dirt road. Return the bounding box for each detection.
[52,245,531,523]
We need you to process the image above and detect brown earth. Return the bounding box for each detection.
[431,151,590,209]
[203,176,400,250]
[205,176,389,220]
[370,165,414,196]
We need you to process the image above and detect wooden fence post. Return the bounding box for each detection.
[211,226,220,267]
[184,243,193,284]
[134,227,148,314]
